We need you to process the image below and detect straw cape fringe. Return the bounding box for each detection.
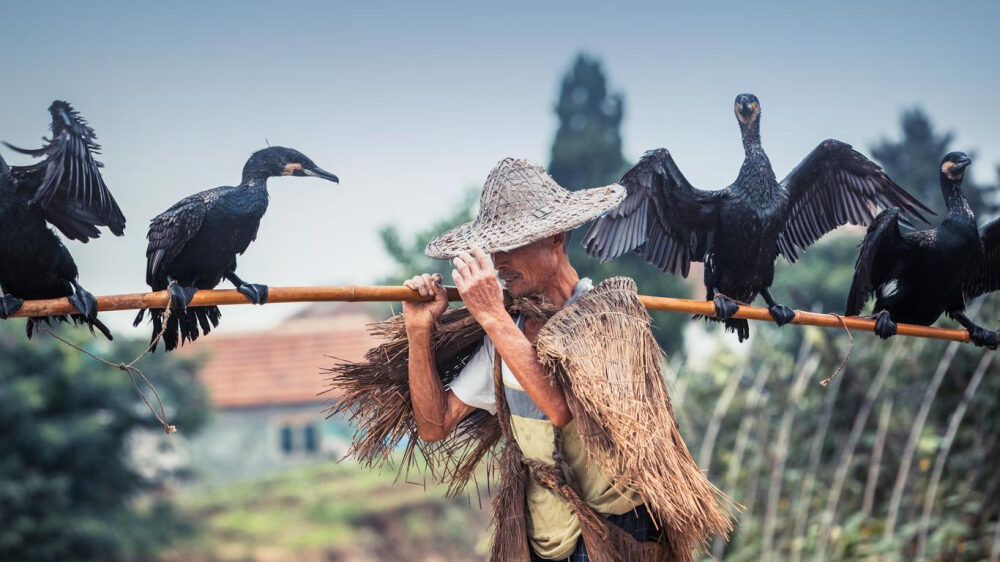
[534,277,735,554]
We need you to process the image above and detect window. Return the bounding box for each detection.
[278,423,321,456]
[280,426,294,454]
[304,425,318,453]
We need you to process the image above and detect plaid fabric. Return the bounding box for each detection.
[529,506,661,561]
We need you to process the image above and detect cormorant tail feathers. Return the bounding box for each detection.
[144,305,221,352]
[26,314,113,341]
[692,314,751,342]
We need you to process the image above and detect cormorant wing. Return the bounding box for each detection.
[845,208,914,315]
[4,102,126,242]
[583,148,725,277]
[778,139,933,263]
[145,193,208,286]
[962,218,1000,300]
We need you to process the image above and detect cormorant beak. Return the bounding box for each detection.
[954,157,972,172]
[735,97,758,122]
[303,166,339,183]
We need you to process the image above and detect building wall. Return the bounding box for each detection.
[185,402,352,483]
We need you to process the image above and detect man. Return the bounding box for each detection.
[395,158,730,561]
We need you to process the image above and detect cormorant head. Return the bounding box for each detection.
[47,100,95,138]
[242,146,339,185]
[940,151,972,182]
[734,93,761,125]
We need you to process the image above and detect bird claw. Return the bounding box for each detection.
[874,311,897,340]
[713,295,739,321]
[68,285,99,320]
[769,304,795,327]
[969,327,998,350]
[169,283,199,310]
[0,293,23,319]
[238,283,269,305]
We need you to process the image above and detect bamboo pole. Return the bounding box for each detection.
[7,284,975,343]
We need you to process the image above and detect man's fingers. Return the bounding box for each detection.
[404,275,422,292]
[452,269,464,287]
[456,252,480,274]
[472,247,493,271]
[405,274,442,298]
[431,274,446,296]
[452,256,472,277]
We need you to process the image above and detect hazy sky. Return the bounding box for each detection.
[2,0,998,334]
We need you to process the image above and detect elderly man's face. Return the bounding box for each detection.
[491,234,565,298]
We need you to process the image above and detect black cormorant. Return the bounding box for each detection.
[583,93,933,341]
[845,152,998,348]
[134,146,338,351]
[0,101,125,339]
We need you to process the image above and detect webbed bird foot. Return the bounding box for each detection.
[968,327,998,350]
[237,283,269,305]
[873,311,897,340]
[0,293,23,319]
[713,294,740,321]
[69,282,99,320]
[169,283,199,310]
[768,303,796,327]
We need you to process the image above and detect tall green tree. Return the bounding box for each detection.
[549,53,690,355]
[871,108,1000,219]
[549,54,627,191]
[0,323,210,561]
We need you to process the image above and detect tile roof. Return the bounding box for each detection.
[183,303,379,409]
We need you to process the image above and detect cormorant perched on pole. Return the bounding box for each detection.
[845,152,998,348]
[0,101,125,339]
[134,146,338,351]
[583,93,933,341]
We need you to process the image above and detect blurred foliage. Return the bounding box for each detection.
[683,294,1000,561]
[0,320,210,562]
[548,54,626,194]
[164,461,490,561]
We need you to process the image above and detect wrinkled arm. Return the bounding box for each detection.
[405,326,477,442]
[402,273,476,442]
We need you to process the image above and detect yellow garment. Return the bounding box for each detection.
[509,415,644,560]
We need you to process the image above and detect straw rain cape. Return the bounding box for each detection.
[533,277,733,557]
[324,277,732,560]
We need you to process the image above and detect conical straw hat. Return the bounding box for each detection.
[425,158,625,259]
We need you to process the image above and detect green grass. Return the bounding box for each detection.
[161,460,491,561]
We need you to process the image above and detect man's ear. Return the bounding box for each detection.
[551,232,566,247]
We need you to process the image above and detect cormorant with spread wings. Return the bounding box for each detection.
[583,93,933,341]
[0,101,125,339]
[134,146,338,351]
[845,152,998,348]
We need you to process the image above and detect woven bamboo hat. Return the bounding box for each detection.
[425,157,626,259]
